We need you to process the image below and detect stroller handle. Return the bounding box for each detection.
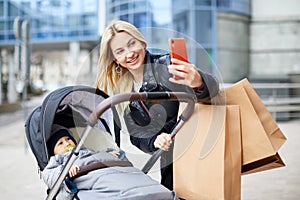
[89,92,196,126]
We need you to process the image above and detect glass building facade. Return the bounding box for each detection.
[0,0,250,57]
[107,0,154,28]
[0,0,251,79]
[0,0,99,45]
[105,0,172,54]
[171,0,250,72]
[106,0,250,73]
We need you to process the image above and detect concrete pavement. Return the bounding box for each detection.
[241,119,300,200]
[0,95,299,199]
[0,96,48,199]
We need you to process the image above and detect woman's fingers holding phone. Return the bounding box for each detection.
[170,58,184,65]
[168,61,203,88]
[168,64,185,80]
[168,58,190,80]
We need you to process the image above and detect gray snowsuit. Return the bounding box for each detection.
[43,148,178,200]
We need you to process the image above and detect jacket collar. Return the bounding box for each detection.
[141,50,158,91]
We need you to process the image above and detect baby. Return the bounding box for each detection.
[46,126,123,178]
[43,124,178,200]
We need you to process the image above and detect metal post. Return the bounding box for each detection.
[21,19,31,152]
[13,17,22,76]
[89,52,92,84]
[8,53,17,103]
[21,20,31,103]
[69,42,80,83]
[0,54,2,105]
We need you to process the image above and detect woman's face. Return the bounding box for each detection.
[110,31,146,76]
[53,136,76,155]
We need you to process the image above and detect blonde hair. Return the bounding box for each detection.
[94,20,147,97]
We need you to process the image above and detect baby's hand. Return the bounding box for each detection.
[108,150,120,157]
[69,165,80,177]
[106,148,125,159]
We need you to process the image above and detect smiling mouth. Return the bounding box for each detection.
[127,55,139,64]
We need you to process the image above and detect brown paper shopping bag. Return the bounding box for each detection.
[173,104,241,200]
[224,78,286,174]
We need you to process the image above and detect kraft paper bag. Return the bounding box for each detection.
[173,104,241,200]
[224,78,286,174]
[241,153,285,174]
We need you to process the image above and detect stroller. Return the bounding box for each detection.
[25,85,195,200]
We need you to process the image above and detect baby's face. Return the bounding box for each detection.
[54,136,76,155]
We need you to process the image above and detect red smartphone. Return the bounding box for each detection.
[169,38,188,63]
[169,38,188,79]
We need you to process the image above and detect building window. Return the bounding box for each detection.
[0,1,4,16]
[83,14,96,27]
[120,3,128,11]
[217,0,251,16]
[217,0,230,7]
[20,2,31,17]
[174,11,188,36]
[195,0,212,6]
[0,0,99,44]
[120,14,129,22]
[0,21,4,31]
[133,12,147,28]
[8,3,19,16]
[195,10,212,45]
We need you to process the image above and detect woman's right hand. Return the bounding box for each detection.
[168,58,203,88]
[154,133,172,151]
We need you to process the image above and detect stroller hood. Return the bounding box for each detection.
[25,85,120,171]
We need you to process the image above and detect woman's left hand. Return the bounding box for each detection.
[168,58,203,88]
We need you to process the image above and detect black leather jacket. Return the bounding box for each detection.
[124,50,219,153]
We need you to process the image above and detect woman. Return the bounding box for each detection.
[95,20,219,190]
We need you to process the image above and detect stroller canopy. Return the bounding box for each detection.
[25,85,120,171]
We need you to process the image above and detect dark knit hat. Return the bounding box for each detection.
[47,125,77,156]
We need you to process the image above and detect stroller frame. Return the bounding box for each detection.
[47,91,195,200]
[26,86,195,200]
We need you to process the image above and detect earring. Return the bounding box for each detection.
[115,64,122,78]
